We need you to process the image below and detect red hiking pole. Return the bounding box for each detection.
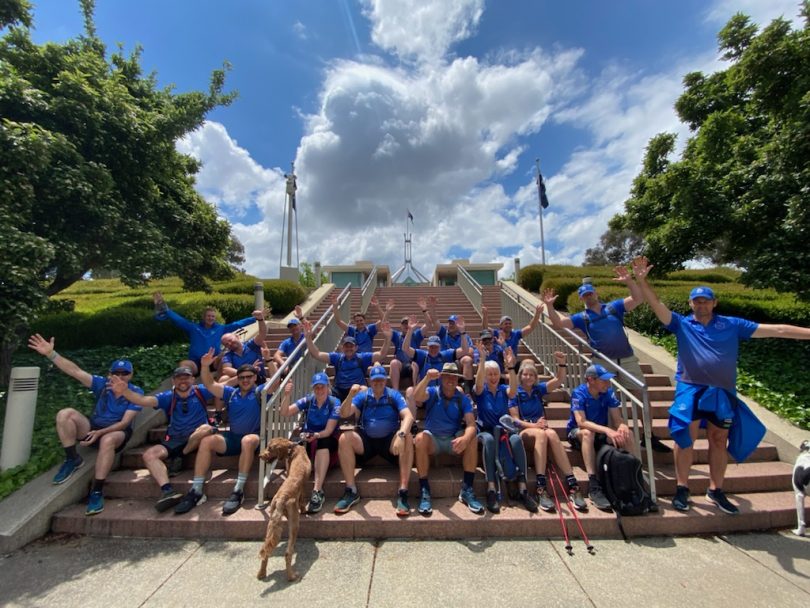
[546,466,572,555]
[551,464,595,554]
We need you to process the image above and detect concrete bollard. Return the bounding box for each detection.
[1,367,41,471]
[513,257,521,282]
[314,262,322,288]
[254,281,264,311]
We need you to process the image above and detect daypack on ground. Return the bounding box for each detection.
[596,444,656,517]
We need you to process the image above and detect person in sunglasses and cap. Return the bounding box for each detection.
[29,334,144,516]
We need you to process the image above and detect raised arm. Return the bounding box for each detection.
[752,324,810,339]
[340,384,365,418]
[474,341,487,395]
[200,349,226,399]
[631,256,672,326]
[426,296,439,332]
[481,305,491,331]
[303,320,330,364]
[279,382,296,417]
[108,374,159,408]
[504,347,518,398]
[28,334,92,388]
[520,303,543,336]
[542,290,574,330]
[402,316,417,359]
[369,295,385,322]
[372,321,392,363]
[544,351,568,393]
[253,308,268,344]
[413,368,439,404]
[454,316,470,359]
[331,293,348,332]
[614,265,644,312]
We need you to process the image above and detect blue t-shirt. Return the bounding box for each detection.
[492,328,523,353]
[353,388,408,438]
[437,326,473,351]
[474,384,511,430]
[156,384,213,439]
[89,375,143,429]
[222,385,262,436]
[295,395,341,433]
[156,309,253,364]
[413,348,457,380]
[422,386,473,437]
[328,352,375,388]
[222,338,263,373]
[570,299,633,359]
[278,334,305,366]
[509,383,549,423]
[567,383,620,434]
[665,312,758,391]
[347,323,378,353]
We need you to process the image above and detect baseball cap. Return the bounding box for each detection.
[480,329,493,340]
[440,362,462,376]
[585,364,615,381]
[578,284,596,298]
[448,314,459,323]
[499,315,512,324]
[311,372,329,386]
[342,336,357,345]
[172,366,194,377]
[109,359,133,374]
[369,366,388,380]
[400,316,409,324]
[427,335,442,347]
[689,286,715,301]
[287,318,301,327]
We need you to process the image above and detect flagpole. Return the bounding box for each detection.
[535,158,547,265]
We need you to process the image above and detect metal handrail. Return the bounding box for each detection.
[499,281,658,501]
[360,265,378,314]
[456,264,483,316]
[256,284,353,507]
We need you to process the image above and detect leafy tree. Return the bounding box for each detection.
[299,262,327,289]
[617,4,810,298]
[0,0,237,381]
[227,235,246,273]
[583,224,645,266]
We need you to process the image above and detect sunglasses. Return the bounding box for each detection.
[110,371,131,377]
[237,374,255,381]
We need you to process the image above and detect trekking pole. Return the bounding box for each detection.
[547,466,572,555]
[551,464,595,554]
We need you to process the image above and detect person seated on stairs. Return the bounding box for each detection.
[29,334,144,517]
[273,305,306,370]
[412,363,483,516]
[543,266,671,454]
[472,343,538,514]
[219,308,269,382]
[506,354,586,512]
[389,316,422,391]
[169,350,266,516]
[304,319,391,402]
[632,256,810,515]
[332,293,393,354]
[279,372,341,515]
[481,303,543,355]
[335,365,414,517]
[108,362,213,514]
[567,364,632,510]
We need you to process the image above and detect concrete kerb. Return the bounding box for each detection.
[270,284,334,329]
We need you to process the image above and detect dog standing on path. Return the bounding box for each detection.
[793,440,810,536]
[257,437,312,580]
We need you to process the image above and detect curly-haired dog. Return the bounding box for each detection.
[257,437,312,581]
[793,439,810,536]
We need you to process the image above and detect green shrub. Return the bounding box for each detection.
[540,278,581,312]
[664,269,738,283]
[517,264,544,292]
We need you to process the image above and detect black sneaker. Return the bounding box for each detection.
[167,456,183,477]
[706,488,739,515]
[536,487,555,512]
[519,490,539,513]
[589,485,612,511]
[485,489,501,514]
[174,489,206,515]
[672,485,690,512]
[155,488,184,513]
[568,485,588,512]
[222,490,244,516]
[306,490,325,514]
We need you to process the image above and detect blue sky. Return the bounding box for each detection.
[28,0,803,279]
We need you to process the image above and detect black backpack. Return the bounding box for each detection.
[596,444,657,538]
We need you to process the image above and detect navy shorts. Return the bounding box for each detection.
[358,431,399,465]
[161,434,189,459]
[217,431,260,457]
[567,428,608,451]
[89,425,132,454]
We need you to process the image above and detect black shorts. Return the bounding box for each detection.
[332,386,351,402]
[691,405,733,430]
[567,428,608,452]
[358,431,399,465]
[161,435,190,459]
[90,425,133,454]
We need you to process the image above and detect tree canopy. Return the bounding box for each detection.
[0,0,238,375]
[610,4,810,299]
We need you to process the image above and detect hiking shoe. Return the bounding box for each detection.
[418,488,432,516]
[222,490,244,516]
[519,490,539,513]
[306,490,325,514]
[536,487,555,512]
[459,486,485,514]
[706,488,739,515]
[395,491,410,517]
[85,491,104,516]
[568,486,588,512]
[155,488,184,513]
[486,489,501,514]
[672,485,690,512]
[174,489,206,514]
[334,488,360,514]
[53,457,83,485]
[589,485,612,511]
[167,456,184,477]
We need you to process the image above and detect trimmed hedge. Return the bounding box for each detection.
[541,278,582,312]
[517,264,544,293]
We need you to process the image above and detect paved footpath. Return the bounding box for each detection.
[1,532,808,607]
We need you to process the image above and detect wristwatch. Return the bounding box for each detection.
[397,431,406,438]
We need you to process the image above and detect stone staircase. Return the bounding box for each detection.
[51,284,798,540]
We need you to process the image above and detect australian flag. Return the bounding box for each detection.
[537,170,549,209]
[407,209,414,221]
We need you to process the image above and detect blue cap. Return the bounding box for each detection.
[287,318,301,327]
[109,359,133,374]
[369,366,388,380]
[311,372,329,386]
[585,364,615,381]
[448,314,459,323]
[427,336,441,347]
[689,286,715,300]
[342,336,356,345]
[578,284,596,298]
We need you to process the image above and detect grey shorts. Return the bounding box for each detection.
[423,430,464,455]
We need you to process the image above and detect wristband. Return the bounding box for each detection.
[48,351,59,361]
[558,364,567,368]
[421,309,427,313]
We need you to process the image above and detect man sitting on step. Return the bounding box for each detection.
[332,293,393,354]
[335,365,414,516]
[219,308,269,382]
[481,304,543,355]
[109,363,214,514]
[567,364,632,511]
[273,306,305,370]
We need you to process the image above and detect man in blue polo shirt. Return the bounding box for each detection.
[153,292,257,369]
[219,309,268,380]
[273,308,305,370]
[567,364,632,510]
[332,293,393,353]
[336,365,414,516]
[389,316,425,390]
[481,304,543,354]
[412,363,483,516]
[29,334,144,516]
[633,256,810,515]
[110,363,214,513]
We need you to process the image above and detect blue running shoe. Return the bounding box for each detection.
[418,488,432,516]
[86,491,104,516]
[53,457,83,485]
[459,485,484,514]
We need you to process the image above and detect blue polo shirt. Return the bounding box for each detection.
[222,338,263,372]
[221,385,262,435]
[483,345,505,372]
[509,384,549,423]
[295,395,341,433]
[156,384,213,439]
[278,334,305,365]
[666,312,758,391]
[328,352,375,388]
[567,383,620,434]
[474,384,511,430]
[156,308,254,365]
[88,376,143,429]
[411,327,425,349]
[347,323,378,353]
[422,386,473,436]
[413,348,458,380]
[492,328,523,353]
[437,326,473,350]
[570,299,633,359]
[392,328,426,356]
[353,388,408,438]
